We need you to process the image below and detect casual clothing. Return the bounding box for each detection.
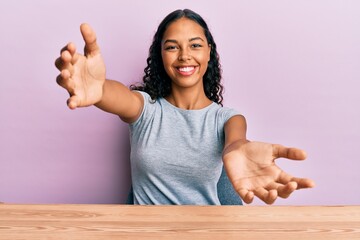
[129,91,240,205]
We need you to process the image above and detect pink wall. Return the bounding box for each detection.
[0,0,359,205]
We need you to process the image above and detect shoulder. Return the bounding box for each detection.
[222,114,247,149]
[129,91,160,126]
[214,105,243,124]
[133,90,152,103]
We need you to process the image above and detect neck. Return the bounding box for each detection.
[165,87,212,110]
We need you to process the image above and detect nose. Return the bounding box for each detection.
[178,49,192,61]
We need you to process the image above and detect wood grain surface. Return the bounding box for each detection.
[0,205,359,239]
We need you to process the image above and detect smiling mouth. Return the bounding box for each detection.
[176,66,197,76]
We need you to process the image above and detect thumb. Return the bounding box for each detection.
[272,144,307,160]
[80,23,100,56]
[67,95,81,110]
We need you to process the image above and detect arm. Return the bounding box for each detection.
[95,80,143,123]
[222,115,315,204]
[55,23,142,123]
[222,115,248,156]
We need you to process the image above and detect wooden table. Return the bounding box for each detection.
[0,204,359,239]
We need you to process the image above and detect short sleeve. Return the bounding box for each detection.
[218,106,241,125]
[129,91,155,128]
[215,106,241,146]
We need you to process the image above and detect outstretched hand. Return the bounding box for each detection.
[223,141,315,204]
[55,23,106,109]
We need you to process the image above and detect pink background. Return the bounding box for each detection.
[0,1,359,205]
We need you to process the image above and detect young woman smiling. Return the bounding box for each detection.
[55,9,314,205]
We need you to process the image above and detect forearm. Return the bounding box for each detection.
[95,79,142,122]
[222,115,249,163]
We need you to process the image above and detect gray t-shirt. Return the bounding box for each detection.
[129,91,240,205]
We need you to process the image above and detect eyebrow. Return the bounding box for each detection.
[163,37,205,44]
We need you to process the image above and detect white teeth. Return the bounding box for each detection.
[178,66,194,72]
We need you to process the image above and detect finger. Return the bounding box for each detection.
[61,69,71,81]
[276,171,315,188]
[272,144,307,160]
[67,95,81,110]
[60,44,69,54]
[72,52,80,64]
[277,182,296,199]
[54,57,64,70]
[277,170,295,184]
[265,181,297,198]
[60,51,75,75]
[80,23,100,56]
[253,188,278,204]
[57,46,72,69]
[56,70,74,94]
[56,74,64,87]
[290,177,315,189]
[60,42,76,54]
[67,42,77,56]
[59,43,79,64]
[237,189,254,204]
[56,44,74,70]
[66,43,80,64]
[61,50,72,63]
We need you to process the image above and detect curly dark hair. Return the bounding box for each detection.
[131,9,224,105]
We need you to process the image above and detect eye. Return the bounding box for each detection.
[191,43,202,48]
[164,45,178,51]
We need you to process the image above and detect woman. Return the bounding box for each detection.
[55,9,314,205]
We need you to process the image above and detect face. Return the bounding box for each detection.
[161,17,211,90]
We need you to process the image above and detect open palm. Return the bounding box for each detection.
[223,141,314,204]
[55,24,106,109]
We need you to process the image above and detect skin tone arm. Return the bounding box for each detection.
[55,23,143,123]
[222,115,315,204]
